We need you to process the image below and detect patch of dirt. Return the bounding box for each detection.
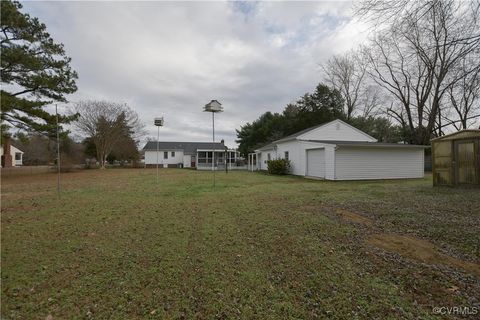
[335,209,373,226]
[367,234,480,277]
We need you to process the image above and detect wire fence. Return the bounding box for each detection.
[1,166,56,177]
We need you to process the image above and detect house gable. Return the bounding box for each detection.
[0,145,24,156]
[297,119,377,142]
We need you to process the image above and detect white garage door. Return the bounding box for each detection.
[306,149,325,178]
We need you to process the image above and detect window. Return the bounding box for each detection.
[198,151,212,164]
[164,152,168,159]
[198,151,206,163]
[171,151,175,157]
[15,152,21,160]
[227,151,236,164]
[267,153,271,161]
[284,151,289,161]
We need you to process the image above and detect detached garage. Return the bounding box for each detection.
[253,119,425,180]
[328,142,424,180]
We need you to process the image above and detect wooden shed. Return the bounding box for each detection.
[431,129,480,187]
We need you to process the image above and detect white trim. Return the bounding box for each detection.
[197,149,226,152]
[302,141,337,149]
[256,119,378,151]
[296,119,377,142]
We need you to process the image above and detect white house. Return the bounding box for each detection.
[143,141,239,170]
[1,143,24,167]
[249,119,425,180]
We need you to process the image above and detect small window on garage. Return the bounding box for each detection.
[284,151,289,161]
[267,153,271,161]
[171,151,175,157]
[15,152,22,160]
[164,152,168,159]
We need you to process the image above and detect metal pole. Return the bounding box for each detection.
[156,125,159,183]
[212,112,215,189]
[56,104,60,197]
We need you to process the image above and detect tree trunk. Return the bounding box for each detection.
[97,148,105,169]
[101,155,106,169]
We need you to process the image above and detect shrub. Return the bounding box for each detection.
[267,159,291,175]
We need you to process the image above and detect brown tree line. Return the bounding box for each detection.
[322,0,480,144]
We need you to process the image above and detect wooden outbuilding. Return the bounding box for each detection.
[431,130,480,187]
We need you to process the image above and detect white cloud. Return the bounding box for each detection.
[21,0,367,147]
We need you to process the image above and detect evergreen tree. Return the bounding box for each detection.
[1,0,78,135]
[236,83,346,155]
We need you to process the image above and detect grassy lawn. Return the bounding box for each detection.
[2,169,479,319]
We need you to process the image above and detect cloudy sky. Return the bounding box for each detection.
[22,0,369,147]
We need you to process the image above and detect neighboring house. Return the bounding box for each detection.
[249,119,425,180]
[1,139,24,167]
[142,141,239,169]
[0,138,24,168]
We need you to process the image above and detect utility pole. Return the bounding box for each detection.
[56,104,60,198]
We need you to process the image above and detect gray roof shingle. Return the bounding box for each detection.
[142,141,225,154]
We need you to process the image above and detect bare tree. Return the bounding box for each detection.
[357,0,480,144]
[446,53,480,130]
[359,84,384,117]
[361,34,435,143]
[73,101,144,169]
[322,50,367,120]
[18,134,54,165]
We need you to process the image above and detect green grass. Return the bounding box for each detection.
[1,169,479,319]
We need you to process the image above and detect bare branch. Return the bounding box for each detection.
[72,100,145,168]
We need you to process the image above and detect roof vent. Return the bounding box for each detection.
[336,123,341,130]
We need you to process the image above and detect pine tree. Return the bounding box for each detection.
[1,0,78,135]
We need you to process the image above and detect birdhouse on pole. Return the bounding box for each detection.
[204,100,223,113]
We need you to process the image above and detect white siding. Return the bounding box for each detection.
[144,150,184,165]
[183,155,192,168]
[306,149,325,178]
[258,141,335,176]
[324,146,336,180]
[275,140,302,174]
[298,120,377,142]
[262,140,304,175]
[334,147,424,180]
[257,150,271,170]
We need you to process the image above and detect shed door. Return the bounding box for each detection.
[455,140,478,185]
[306,149,325,178]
